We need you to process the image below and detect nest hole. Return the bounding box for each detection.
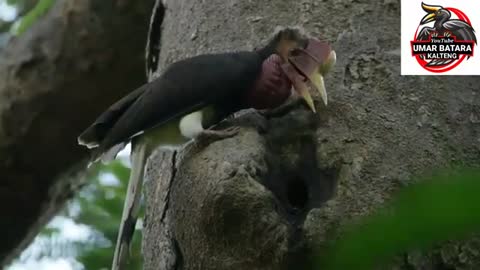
[286,176,309,210]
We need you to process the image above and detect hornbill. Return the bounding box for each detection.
[417,2,477,66]
[77,27,336,270]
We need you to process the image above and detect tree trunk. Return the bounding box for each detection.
[143,0,480,269]
[0,0,154,265]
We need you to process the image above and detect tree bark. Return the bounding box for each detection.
[0,0,154,265]
[141,0,480,269]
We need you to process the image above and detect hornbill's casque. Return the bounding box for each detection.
[417,2,477,66]
[77,27,336,270]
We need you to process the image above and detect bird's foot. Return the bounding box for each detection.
[197,127,240,142]
[229,109,268,133]
[184,127,240,155]
[259,96,305,118]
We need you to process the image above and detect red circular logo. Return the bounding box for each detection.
[413,7,472,73]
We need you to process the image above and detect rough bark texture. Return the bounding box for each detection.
[142,0,480,269]
[0,0,154,265]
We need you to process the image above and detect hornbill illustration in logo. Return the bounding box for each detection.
[416,2,477,66]
[77,27,336,270]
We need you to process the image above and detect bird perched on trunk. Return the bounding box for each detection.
[78,26,336,270]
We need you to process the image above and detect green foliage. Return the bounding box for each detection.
[321,170,480,270]
[76,160,143,270]
[9,160,142,270]
[11,0,55,35]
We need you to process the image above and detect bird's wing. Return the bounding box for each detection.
[416,27,435,60]
[91,52,261,153]
[444,20,477,43]
[78,86,147,148]
[426,58,454,66]
[417,26,434,41]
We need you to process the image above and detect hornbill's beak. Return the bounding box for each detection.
[420,2,442,24]
[282,38,336,112]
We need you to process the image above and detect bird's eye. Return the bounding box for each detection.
[289,48,300,56]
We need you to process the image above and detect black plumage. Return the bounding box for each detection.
[78,28,317,161]
[81,52,261,153]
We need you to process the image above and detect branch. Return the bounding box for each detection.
[0,0,154,265]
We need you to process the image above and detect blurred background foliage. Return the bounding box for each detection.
[1,1,144,269]
[11,0,55,34]
[321,170,480,270]
[75,161,142,270]
[1,1,143,269]
[0,0,56,49]
[8,159,143,270]
[0,0,55,34]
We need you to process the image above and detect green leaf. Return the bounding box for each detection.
[39,226,61,237]
[12,0,55,35]
[74,161,141,269]
[321,170,480,270]
[14,160,142,269]
[6,0,19,6]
